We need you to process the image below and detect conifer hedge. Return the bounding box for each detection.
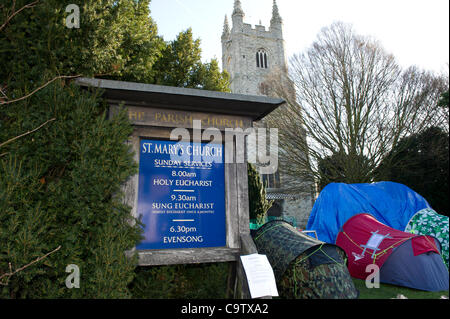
[0,82,142,298]
[0,0,230,299]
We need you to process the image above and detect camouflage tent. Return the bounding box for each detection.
[252,220,358,299]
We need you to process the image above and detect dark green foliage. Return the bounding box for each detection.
[153,28,230,92]
[377,126,449,216]
[438,90,449,108]
[1,0,230,299]
[247,163,272,223]
[0,82,142,298]
[0,1,228,93]
[129,263,229,299]
[0,0,163,86]
[0,157,51,296]
[317,152,372,192]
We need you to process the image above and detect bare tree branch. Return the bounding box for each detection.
[264,22,448,192]
[0,117,56,148]
[0,0,39,33]
[0,75,81,106]
[0,245,61,286]
[0,85,8,100]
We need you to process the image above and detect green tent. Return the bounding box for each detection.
[252,220,358,299]
[405,208,449,269]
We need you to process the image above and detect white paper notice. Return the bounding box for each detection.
[240,254,279,299]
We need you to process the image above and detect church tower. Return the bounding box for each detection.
[222,0,288,96]
[222,1,315,228]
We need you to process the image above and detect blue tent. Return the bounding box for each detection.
[306,182,431,243]
[380,238,449,291]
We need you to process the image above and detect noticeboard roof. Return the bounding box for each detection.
[75,77,285,121]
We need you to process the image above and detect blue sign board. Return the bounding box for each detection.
[136,139,226,250]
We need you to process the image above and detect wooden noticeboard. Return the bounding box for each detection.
[76,77,285,298]
[121,106,250,267]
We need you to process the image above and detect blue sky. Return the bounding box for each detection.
[150,0,449,73]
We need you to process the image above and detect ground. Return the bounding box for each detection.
[353,278,449,299]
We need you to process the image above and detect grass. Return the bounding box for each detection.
[127,262,448,300]
[353,278,449,299]
[129,263,230,299]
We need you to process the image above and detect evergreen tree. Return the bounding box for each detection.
[437,90,449,108]
[247,163,272,224]
[0,0,163,88]
[317,152,372,192]
[0,0,230,298]
[0,82,142,298]
[193,59,230,92]
[377,127,449,217]
[153,28,230,91]
[0,0,151,298]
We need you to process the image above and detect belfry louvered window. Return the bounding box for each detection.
[256,49,268,69]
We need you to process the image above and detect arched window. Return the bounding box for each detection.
[262,171,281,189]
[256,49,268,69]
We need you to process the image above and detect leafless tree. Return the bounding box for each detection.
[264,22,448,192]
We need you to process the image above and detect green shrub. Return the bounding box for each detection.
[248,163,273,224]
[0,0,230,299]
[0,82,142,298]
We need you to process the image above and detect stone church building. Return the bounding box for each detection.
[221,0,315,227]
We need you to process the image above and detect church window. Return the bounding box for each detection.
[262,171,281,189]
[256,49,268,69]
